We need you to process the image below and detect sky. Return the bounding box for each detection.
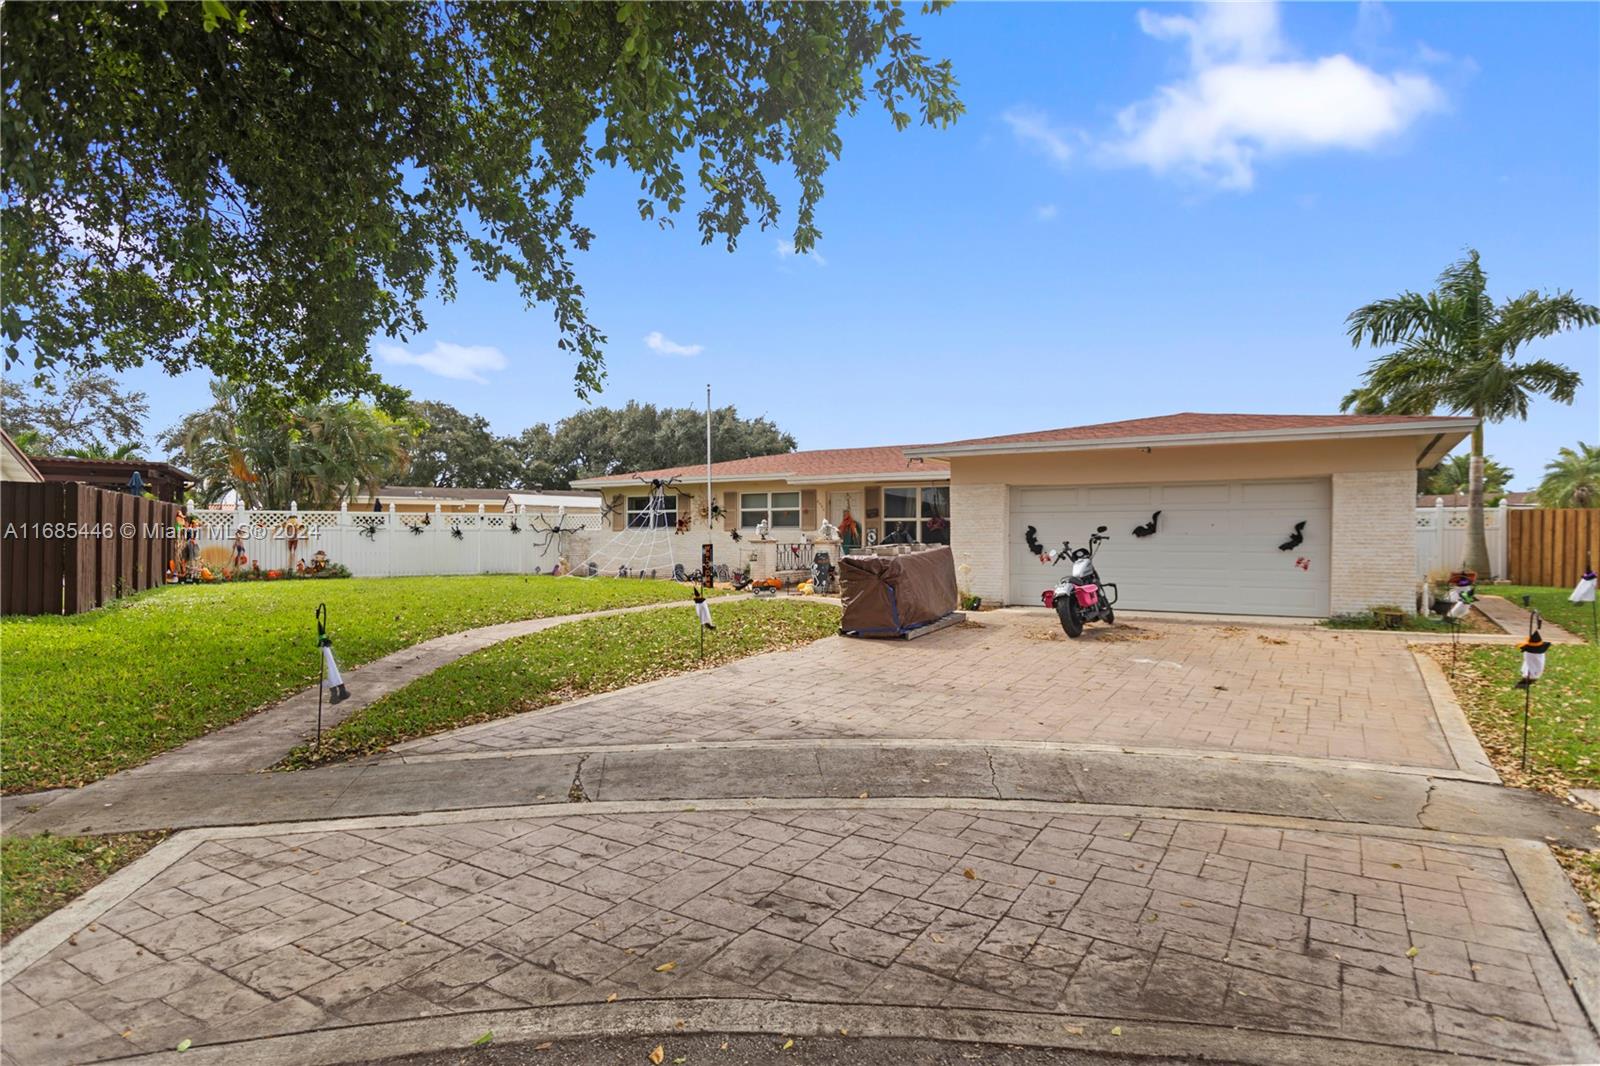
[79,2,1600,490]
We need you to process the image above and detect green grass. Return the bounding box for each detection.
[1,576,710,794]
[2,832,166,942]
[284,599,841,766]
[1487,584,1597,643]
[1433,642,1599,793]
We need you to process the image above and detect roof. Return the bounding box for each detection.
[906,412,1478,458]
[570,446,949,489]
[29,455,194,481]
[0,430,42,483]
[1419,491,1537,508]
[374,485,518,501]
[504,491,602,509]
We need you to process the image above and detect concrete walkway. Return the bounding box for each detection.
[1473,596,1586,645]
[3,800,1596,1066]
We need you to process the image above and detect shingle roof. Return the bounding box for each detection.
[573,446,948,487]
[909,412,1475,452]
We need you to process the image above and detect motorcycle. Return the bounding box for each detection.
[1044,525,1117,638]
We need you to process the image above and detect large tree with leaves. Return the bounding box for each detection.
[0,369,148,453]
[1343,250,1597,576]
[1419,452,1512,500]
[1535,442,1600,509]
[405,401,520,489]
[2,2,960,408]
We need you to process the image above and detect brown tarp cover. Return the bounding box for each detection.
[839,547,959,636]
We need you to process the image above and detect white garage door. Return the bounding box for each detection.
[1008,479,1331,617]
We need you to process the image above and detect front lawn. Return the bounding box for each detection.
[1487,584,1597,643]
[1,832,167,942]
[1,576,708,794]
[284,599,840,766]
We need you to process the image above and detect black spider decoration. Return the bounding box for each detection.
[359,524,377,541]
[509,520,521,535]
[408,522,424,536]
[730,530,742,542]
[1278,520,1306,551]
[1024,525,1047,557]
[1132,511,1161,538]
[450,526,464,541]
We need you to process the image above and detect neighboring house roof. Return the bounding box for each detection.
[0,430,42,483]
[503,491,601,510]
[1419,491,1537,508]
[570,446,949,489]
[906,412,1477,467]
[371,485,518,502]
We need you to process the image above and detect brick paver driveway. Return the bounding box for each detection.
[392,613,1468,773]
[4,802,1594,1065]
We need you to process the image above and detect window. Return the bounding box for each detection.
[741,491,801,530]
[881,485,950,545]
[626,494,676,529]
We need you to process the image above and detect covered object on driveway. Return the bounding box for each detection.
[839,545,959,637]
[908,412,1477,618]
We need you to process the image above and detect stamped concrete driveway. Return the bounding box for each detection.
[390,612,1478,776]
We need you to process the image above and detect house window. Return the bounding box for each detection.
[741,491,801,530]
[881,485,950,545]
[626,494,676,529]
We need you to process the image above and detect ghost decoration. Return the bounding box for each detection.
[1516,633,1551,688]
[756,518,771,540]
[1571,568,1597,604]
[692,586,715,631]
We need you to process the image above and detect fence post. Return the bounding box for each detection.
[1495,497,1509,580]
[477,503,485,574]
[1433,499,1446,575]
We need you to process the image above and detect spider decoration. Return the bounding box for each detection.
[530,513,585,552]
[597,495,623,523]
[358,524,378,541]
[509,519,521,535]
[450,525,464,541]
[407,521,425,536]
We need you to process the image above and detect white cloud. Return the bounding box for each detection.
[775,238,827,267]
[1034,204,1060,221]
[644,330,703,357]
[1002,107,1075,168]
[1104,2,1444,190]
[376,340,508,383]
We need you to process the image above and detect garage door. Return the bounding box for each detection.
[1008,479,1331,616]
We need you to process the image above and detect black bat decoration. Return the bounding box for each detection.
[1024,525,1047,557]
[1278,520,1306,551]
[1132,511,1161,538]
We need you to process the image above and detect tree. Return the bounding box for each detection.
[514,402,797,488]
[405,401,520,489]
[1343,250,1597,576]
[59,441,143,461]
[0,369,148,453]
[161,382,412,509]
[1535,442,1600,509]
[3,3,961,408]
[1420,452,1512,500]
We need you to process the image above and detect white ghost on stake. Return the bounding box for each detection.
[1516,634,1551,688]
[1570,568,1597,604]
[692,587,715,630]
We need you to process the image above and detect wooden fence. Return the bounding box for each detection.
[1,481,180,615]
[1506,507,1600,588]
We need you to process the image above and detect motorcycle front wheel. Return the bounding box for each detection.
[1057,599,1084,638]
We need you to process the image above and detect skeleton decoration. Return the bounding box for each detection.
[817,519,840,542]
[756,518,771,540]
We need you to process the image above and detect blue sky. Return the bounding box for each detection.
[114,2,1600,489]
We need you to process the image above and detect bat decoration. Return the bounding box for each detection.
[1132,511,1161,538]
[1024,525,1047,557]
[1278,520,1306,552]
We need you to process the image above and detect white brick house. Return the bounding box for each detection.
[906,412,1476,616]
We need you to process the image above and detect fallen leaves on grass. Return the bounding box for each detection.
[2,832,167,942]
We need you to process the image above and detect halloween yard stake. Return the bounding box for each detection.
[1571,552,1597,643]
[314,603,351,750]
[1515,596,1550,771]
[691,583,715,659]
[1446,579,1477,676]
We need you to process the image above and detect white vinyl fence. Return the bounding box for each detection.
[184,504,602,578]
[1414,499,1511,579]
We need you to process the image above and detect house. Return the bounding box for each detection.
[28,455,193,502]
[905,412,1476,617]
[0,430,42,483]
[570,445,950,549]
[1417,491,1536,508]
[501,490,602,514]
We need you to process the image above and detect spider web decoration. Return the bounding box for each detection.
[563,476,683,579]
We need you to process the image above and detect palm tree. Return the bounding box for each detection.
[1343,250,1597,576]
[59,442,143,460]
[1536,442,1600,509]
[161,381,413,509]
[1421,452,1512,500]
